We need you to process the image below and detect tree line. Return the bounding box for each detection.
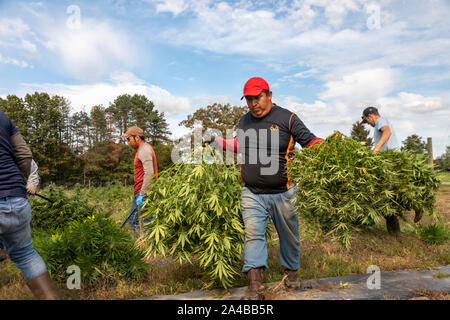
[1,93,448,188]
[1,92,173,186]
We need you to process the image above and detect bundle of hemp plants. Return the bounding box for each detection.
[288,131,441,249]
[139,149,245,288]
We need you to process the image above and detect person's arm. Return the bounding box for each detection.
[305,137,324,148]
[373,126,391,152]
[11,132,32,180]
[214,137,239,153]
[138,145,155,196]
[289,113,323,148]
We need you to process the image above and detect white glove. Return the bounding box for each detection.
[26,185,36,194]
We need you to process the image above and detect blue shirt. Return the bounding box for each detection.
[374,116,399,151]
[0,110,26,198]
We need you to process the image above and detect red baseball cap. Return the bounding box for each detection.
[241,77,270,100]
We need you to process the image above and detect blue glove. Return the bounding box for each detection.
[136,194,145,206]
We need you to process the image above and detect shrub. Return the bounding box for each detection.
[30,184,94,231]
[33,214,148,284]
[417,224,450,245]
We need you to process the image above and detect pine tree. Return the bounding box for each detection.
[107,94,171,144]
[401,134,427,154]
[350,121,373,148]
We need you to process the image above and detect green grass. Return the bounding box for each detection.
[417,223,450,245]
[433,272,450,279]
[437,171,450,183]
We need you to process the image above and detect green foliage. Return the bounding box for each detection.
[435,145,450,172]
[401,134,427,155]
[153,142,175,172]
[288,131,441,249]
[1,92,173,186]
[107,94,171,145]
[179,103,247,137]
[416,224,450,245]
[82,183,132,222]
[140,154,245,288]
[433,272,450,279]
[30,184,95,231]
[83,182,132,205]
[79,141,135,186]
[33,215,148,284]
[350,120,373,148]
[383,150,441,217]
[89,105,111,144]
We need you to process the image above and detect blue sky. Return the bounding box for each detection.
[0,0,449,156]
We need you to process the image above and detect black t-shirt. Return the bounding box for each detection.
[0,110,26,198]
[237,104,316,194]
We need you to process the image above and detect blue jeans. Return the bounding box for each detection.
[0,197,47,281]
[241,185,300,274]
[128,194,151,234]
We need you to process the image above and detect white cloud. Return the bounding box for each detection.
[379,92,446,114]
[270,64,449,156]
[150,0,450,84]
[21,39,37,53]
[0,17,38,59]
[0,53,29,67]
[319,68,397,106]
[0,17,31,37]
[396,120,415,133]
[43,19,138,81]
[0,11,139,80]
[166,116,191,139]
[20,72,192,116]
[152,0,188,16]
[321,0,361,29]
[190,94,240,109]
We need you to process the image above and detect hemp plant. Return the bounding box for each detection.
[288,131,441,249]
[139,149,245,288]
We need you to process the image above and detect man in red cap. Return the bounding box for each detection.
[206,77,323,299]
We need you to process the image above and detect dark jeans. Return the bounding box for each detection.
[128,194,152,235]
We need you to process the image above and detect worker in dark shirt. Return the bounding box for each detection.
[206,77,323,299]
[0,110,59,299]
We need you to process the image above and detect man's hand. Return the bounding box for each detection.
[26,185,36,194]
[202,136,215,147]
[136,194,145,206]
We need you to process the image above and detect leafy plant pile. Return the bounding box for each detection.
[384,150,440,217]
[288,131,441,248]
[140,159,244,288]
[30,184,94,231]
[33,214,148,284]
